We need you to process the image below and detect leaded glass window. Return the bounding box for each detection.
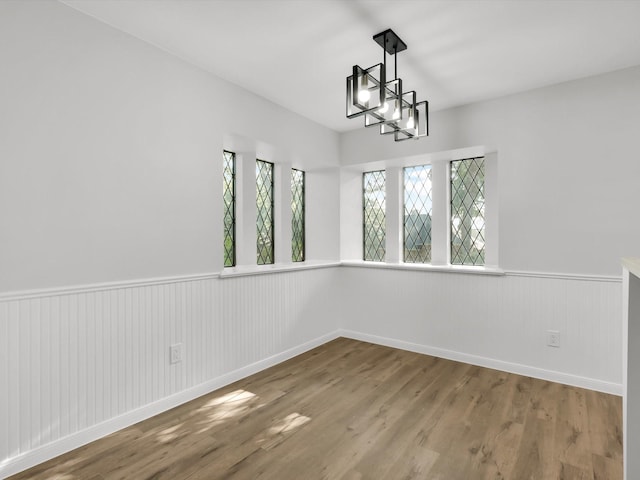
[256,160,274,265]
[404,165,432,263]
[291,169,305,262]
[450,157,485,265]
[223,150,235,267]
[363,170,386,262]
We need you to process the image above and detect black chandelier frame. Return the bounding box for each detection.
[346,29,429,142]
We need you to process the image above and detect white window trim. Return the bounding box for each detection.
[342,145,499,271]
[224,134,313,272]
[219,260,339,278]
[341,260,504,276]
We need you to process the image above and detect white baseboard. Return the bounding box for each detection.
[0,330,341,479]
[338,329,623,396]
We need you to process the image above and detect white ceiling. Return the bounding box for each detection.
[60,0,640,133]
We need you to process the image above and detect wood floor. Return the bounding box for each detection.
[10,338,622,480]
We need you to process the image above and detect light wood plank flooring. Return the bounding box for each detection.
[10,338,622,479]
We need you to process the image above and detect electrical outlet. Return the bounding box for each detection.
[170,343,183,364]
[546,330,560,348]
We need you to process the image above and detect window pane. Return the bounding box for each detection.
[291,169,305,262]
[450,157,485,265]
[223,150,235,267]
[404,165,432,263]
[363,170,386,262]
[256,160,274,265]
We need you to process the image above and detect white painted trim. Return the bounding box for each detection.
[340,145,488,172]
[505,270,621,283]
[623,267,630,480]
[338,329,623,396]
[340,260,505,276]
[339,261,622,282]
[0,262,342,301]
[219,261,340,279]
[0,330,342,479]
[0,264,620,302]
[0,273,221,302]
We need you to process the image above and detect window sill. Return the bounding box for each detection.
[340,260,505,276]
[220,261,341,278]
[220,260,504,279]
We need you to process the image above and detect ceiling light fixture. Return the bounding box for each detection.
[346,29,428,142]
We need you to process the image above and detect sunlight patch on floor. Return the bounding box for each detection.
[268,413,311,435]
[199,389,257,409]
[157,422,185,443]
[257,412,312,450]
[195,389,258,433]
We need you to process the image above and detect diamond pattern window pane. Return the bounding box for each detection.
[363,170,386,262]
[256,160,274,265]
[451,157,485,266]
[223,150,235,267]
[404,165,432,263]
[291,169,305,262]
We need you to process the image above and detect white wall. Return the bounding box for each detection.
[341,65,640,276]
[0,0,340,294]
[0,1,636,476]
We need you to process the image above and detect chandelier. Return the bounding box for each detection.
[346,29,428,142]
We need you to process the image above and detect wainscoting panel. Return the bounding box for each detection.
[0,267,340,477]
[338,267,622,395]
[0,265,623,477]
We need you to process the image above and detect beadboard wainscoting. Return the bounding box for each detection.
[338,266,622,396]
[0,267,341,477]
[0,265,624,477]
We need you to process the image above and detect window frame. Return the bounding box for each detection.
[344,148,496,272]
[223,150,236,268]
[403,164,433,264]
[256,159,275,265]
[362,169,387,262]
[291,168,306,263]
[449,157,486,266]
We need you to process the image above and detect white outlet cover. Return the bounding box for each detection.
[546,330,560,348]
[170,343,182,364]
